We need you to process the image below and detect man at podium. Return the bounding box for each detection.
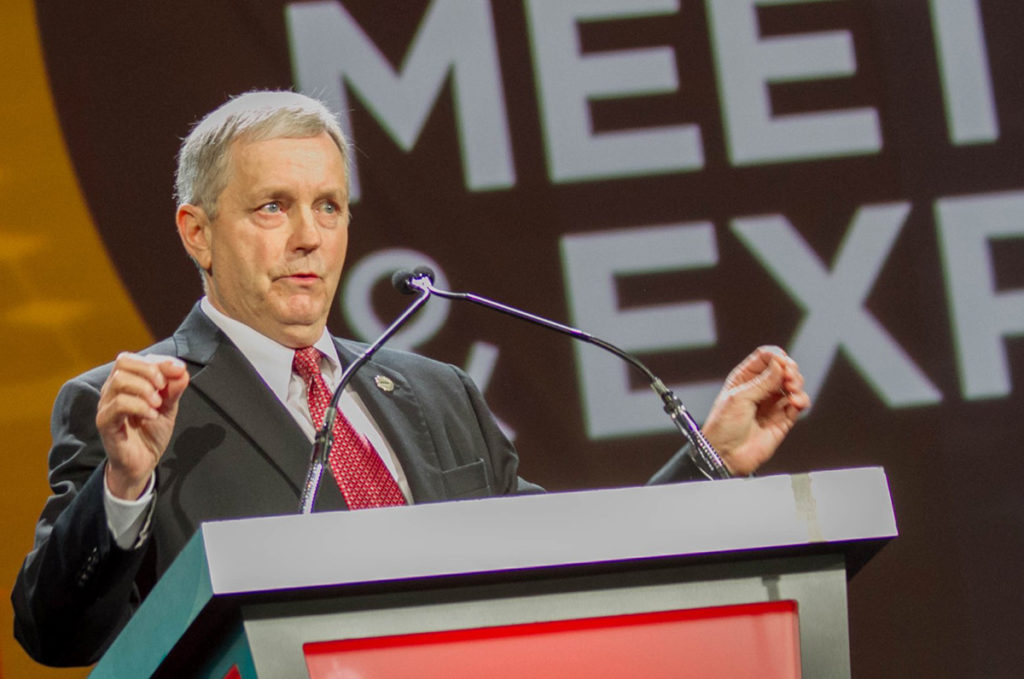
[11,91,809,667]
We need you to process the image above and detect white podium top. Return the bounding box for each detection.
[197,466,897,595]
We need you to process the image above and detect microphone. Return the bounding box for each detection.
[401,267,731,480]
[391,266,434,295]
[298,274,432,514]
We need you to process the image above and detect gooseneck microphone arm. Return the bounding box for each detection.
[399,267,731,481]
[298,280,432,514]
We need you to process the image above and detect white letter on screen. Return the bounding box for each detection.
[286,0,514,201]
[937,191,1024,399]
[929,0,999,144]
[733,204,941,407]
[526,0,703,182]
[707,0,881,165]
[561,223,719,439]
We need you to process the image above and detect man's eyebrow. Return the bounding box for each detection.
[243,184,347,203]
[318,187,349,202]
[245,186,293,199]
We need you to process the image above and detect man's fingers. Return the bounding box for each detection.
[151,356,188,409]
[160,367,190,411]
[98,352,190,427]
[105,353,187,405]
[757,358,787,400]
[728,355,784,401]
[721,345,811,417]
[112,352,173,388]
[777,357,811,412]
[782,364,803,391]
[97,391,161,428]
[785,384,812,411]
[105,368,165,409]
[151,354,187,376]
[725,345,785,387]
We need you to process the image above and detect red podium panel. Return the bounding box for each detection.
[304,601,800,679]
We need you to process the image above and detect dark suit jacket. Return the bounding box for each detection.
[12,304,700,666]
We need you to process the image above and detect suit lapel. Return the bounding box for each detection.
[172,305,348,510]
[334,340,447,503]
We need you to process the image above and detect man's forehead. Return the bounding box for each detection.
[225,134,348,190]
[229,132,343,162]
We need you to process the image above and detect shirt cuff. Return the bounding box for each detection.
[104,468,156,550]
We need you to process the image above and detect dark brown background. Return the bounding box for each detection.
[32,1,1024,676]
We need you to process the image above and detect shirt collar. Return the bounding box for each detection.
[199,297,341,400]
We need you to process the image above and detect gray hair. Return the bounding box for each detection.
[175,90,350,217]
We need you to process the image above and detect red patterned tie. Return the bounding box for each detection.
[292,347,406,509]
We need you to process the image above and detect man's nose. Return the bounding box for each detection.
[290,206,322,251]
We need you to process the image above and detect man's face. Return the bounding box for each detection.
[183,132,349,348]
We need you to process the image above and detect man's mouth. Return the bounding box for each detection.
[275,272,323,288]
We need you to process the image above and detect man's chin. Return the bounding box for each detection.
[272,320,329,348]
[266,307,326,340]
[274,293,327,318]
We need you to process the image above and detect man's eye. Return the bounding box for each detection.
[321,201,338,214]
[260,201,282,214]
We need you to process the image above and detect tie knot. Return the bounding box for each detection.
[293,346,323,380]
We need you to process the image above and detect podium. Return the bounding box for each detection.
[89,467,896,678]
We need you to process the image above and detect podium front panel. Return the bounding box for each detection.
[238,555,848,679]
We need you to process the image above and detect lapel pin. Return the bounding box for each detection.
[374,375,396,393]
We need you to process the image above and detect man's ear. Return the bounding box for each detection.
[176,204,212,273]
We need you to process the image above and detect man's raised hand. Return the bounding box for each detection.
[702,346,811,477]
[96,353,189,499]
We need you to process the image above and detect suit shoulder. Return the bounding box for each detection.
[334,338,463,379]
[63,337,178,391]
